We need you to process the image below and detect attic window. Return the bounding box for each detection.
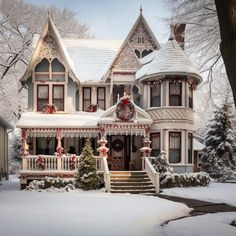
[134,49,141,58]
[142,49,153,58]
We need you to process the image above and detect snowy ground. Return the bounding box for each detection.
[157,212,236,236]
[0,176,190,236]
[1,177,236,236]
[162,182,236,206]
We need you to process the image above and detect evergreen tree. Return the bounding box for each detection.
[76,139,100,190]
[202,100,236,181]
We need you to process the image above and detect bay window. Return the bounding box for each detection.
[151,133,160,157]
[169,132,181,163]
[188,133,193,164]
[169,81,181,106]
[150,85,161,107]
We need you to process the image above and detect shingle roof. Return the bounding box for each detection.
[0,115,14,129]
[62,39,122,82]
[136,39,202,83]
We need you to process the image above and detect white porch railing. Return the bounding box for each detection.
[21,155,103,172]
[143,157,160,193]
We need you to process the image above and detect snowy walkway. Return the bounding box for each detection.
[0,177,190,236]
[162,182,236,206]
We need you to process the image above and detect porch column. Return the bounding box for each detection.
[22,129,29,156]
[56,129,63,157]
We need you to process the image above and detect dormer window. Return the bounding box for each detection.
[35,58,65,82]
[35,58,66,112]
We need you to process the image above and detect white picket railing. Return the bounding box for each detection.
[143,157,160,193]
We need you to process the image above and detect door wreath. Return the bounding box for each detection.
[111,138,123,152]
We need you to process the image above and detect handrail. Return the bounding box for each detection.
[102,157,111,192]
[144,157,160,193]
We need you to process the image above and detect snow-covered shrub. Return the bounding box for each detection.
[202,101,236,182]
[152,154,210,188]
[76,139,101,190]
[26,177,74,191]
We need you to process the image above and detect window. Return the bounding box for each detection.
[83,87,91,111]
[151,133,160,157]
[97,87,106,110]
[169,132,181,163]
[188,86,193,108]
[169,81,182,106]
[37,85,49,111]
[35,58,65,82]
[53,85,64,111]
[113,85,124,105]
[134,49,141,58]
[188,133,193,164]
[142,49,153,58]
[151,85,161,107]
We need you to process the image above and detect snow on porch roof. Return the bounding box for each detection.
[16,111,105,129]
[62,39,122,82]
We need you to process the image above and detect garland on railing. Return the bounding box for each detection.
[69,155,77,170]
[36,156,45,170]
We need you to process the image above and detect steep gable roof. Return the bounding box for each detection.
[103,11,161,80]
[20,16,78,83]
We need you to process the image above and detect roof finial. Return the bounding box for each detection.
[168,23,175,41]
[140,5,143,14]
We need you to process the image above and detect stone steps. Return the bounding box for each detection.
[110,171,156,194]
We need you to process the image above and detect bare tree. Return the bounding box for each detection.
[0,0,92,122]
[215,0,236,107]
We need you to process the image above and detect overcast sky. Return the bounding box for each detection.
[26,0,171,43]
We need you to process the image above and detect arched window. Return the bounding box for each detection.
[134,49,141,58]
[35,58,49,81]
[51,58,65,81]
[142,49,153,58]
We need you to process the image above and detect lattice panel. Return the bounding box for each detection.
[147,108,194,122]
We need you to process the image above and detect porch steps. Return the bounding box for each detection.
[110,171,156,194]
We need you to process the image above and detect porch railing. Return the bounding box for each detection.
[21,155,103,172]
[143,157,160,193]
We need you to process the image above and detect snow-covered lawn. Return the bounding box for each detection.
[157,212,236,236]
[162,182,236,206]
[0,176,190,236]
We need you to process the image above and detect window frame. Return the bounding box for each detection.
[188,86,193,108]
[83,87,92,111]
[169,81,182,106]
[97,87,106,110]
[52,85,64,111]
[169,132,181,163]
[150,85,161,107]
[37,84,49,111]
[150,132,161,157]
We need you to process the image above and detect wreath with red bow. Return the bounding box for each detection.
[116,97,135,121]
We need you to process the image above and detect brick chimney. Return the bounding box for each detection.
[174,24,186,50]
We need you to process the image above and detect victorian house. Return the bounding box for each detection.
[17,11,202,192]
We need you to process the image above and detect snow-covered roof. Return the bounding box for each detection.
[0,115,14,129]
[136,38,202,84]
[16,111,105,129]
[193,138,204,151]
[62,39,122,82]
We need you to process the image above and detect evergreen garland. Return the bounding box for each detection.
[76,139,101,190]
[202,101,236,181]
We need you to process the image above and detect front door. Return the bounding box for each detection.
[109,135,130,170]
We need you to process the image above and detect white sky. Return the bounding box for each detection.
[26,0,171,43]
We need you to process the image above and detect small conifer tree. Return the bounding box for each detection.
[76,139,100,190]
[202,101,236,181]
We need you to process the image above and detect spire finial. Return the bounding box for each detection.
[140,5,143,14]
[168,23,175,41]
